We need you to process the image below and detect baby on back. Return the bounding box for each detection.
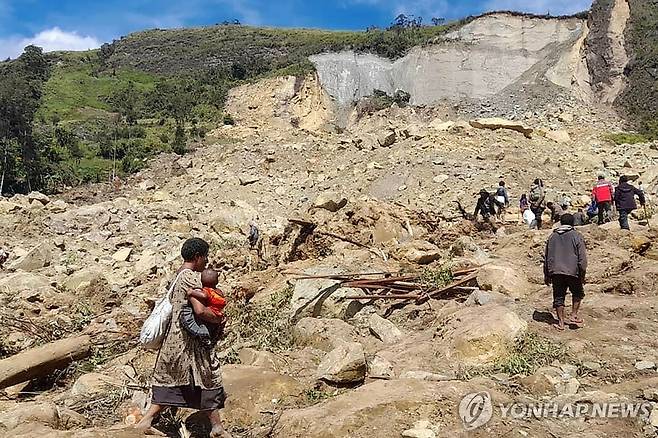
[179,268,226,347]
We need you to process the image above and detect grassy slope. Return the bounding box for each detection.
[37,53,157,122]
[619,0,658,138]
[104,24,456,75]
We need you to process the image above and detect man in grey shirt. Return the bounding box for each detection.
[544,213,588,330]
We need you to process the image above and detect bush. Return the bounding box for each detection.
[172,124,186,155]
[605,132,649,145]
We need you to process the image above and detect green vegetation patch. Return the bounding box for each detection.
[37,57,157,122]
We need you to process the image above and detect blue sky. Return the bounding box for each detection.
[0,0,593,59]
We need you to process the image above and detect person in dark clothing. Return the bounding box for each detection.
[614,175,646,230]
[546,202,566,223]
[573,208,588,226]
[544,213,587,330]
[474,189,503,220]
[529,178,546,229]
[495,181,510,220]
[586,199,598,223]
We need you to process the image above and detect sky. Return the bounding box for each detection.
[0,0,593,59]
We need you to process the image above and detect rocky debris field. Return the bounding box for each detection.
[2,76,658,438]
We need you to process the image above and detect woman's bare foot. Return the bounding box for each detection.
[134,416,153,433]
[553,323,565,331]
[568,316,584,325]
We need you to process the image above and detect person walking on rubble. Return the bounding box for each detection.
[529,178,546,229]
[614,175,646,230]
[592,175,614,224]
[474,189,503,223]
[136,238,232,438]
[495,181,510,221]
[544,213,587,330]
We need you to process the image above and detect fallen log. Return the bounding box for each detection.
[0,335,92,389]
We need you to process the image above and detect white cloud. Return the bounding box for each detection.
[484,0,593,15]
[0,27,101,60]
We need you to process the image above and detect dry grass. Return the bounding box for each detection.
[219,286,294,363]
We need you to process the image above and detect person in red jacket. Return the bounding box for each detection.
[592,175,614,224]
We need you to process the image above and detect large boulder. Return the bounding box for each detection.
[8,243,52,272]
[27,191,50,205]
[208,202,257,234]
[238,348,285,371]
[397,240,442,265]
[0,402,59,430]
[371,214,410,244]
[291,268,365,319]
[442,305,527,365]
[317,342,366,384]
[222,365,303,427]
[293,317,359,351]
[62,268,109,296]
[470,117,533,138]
[0,272,52,293]
[477,264,534,298]
[69,372,123,398]
[276,379,507,437]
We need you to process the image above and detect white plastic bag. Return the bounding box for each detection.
[139,269,191,350]
[523,209,536,227]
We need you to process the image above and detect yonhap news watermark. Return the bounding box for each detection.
[459,392,654,430]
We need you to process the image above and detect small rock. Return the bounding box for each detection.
[582,361,601,372]
[635,360,656,371]
[546,130,571,144]
[465,289,493,306]
[643,388,658,402]
[313,192,348,212]
[400,370,455,381]
[368,314,403,344]
[70,373,122,398]
[138,179,156,191]
[432,174,449,185]
[558,112,574,123]
[555,377,580,395]
[367,355,394,378]
[239,175,260,185]
[47,199,69,213]
[112,247,132,262]
[377,130,397,147]
[402,429,436,438]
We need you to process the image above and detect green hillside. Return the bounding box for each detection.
[619,0,658,138]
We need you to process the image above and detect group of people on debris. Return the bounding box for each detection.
[474,174,649,332]
[474,174,648,231]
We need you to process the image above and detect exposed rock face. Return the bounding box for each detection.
[311,14,586,106]
[586,0,630,103]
